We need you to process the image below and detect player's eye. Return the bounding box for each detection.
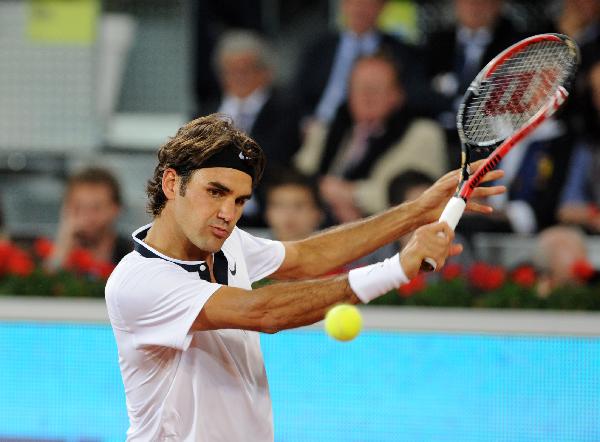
[207,188,224,198]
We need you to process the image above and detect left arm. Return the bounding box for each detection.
[272,163,505,280]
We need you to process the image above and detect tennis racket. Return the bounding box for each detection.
[423,33,580,271]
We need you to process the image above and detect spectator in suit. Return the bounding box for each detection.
[191,0,264,111]
[264,168,324,241]
[213,30,301,170]
[45,167,131,271]
[547,0,600,136]
[294,53,447,224]
[293,0,424,125]
[423,0,523,165]
[553,0,600,73]
[212,30,302,226]
[480,117,574,234]
[558,60,600,232]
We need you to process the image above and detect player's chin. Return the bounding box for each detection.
[207,232,230,251]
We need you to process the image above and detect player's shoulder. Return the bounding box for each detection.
[106,251,183,300]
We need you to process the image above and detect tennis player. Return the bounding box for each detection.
[106,114,504,440]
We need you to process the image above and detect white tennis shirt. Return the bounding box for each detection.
[105,224,286,441]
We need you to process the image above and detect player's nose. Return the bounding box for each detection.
[217,198,236,223]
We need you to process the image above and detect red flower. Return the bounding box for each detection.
[33,237,54,259]
[66,248,95,273]
[6,248,34,276]
[92,261,116,279]
[571,259,595,281]
[441,262,463,281]
[398,273,427,297]
[468,262,489,289]
[0,241,16,274]
[486,266,506,291]
[511,265,537,288]
[468,262,506,291]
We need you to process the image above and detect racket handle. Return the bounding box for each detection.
[421,197,467,272]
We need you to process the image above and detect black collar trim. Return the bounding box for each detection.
[132,224,229,284]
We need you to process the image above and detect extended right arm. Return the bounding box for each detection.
[192,221,459,334]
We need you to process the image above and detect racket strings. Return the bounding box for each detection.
[462,40,577,147]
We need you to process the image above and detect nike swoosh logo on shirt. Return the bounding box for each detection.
[229,261,236,275]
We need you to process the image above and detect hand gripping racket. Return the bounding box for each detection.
[422,33,580,271]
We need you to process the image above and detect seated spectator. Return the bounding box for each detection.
[293,0,425,124]
[558,61,600,233]
[210,30,302,226]
[294,53,447,224]
[212,30,300,171]
[423,0,523,165]
[553,0,600,73]
[482,117,574,234]
[533,225,598,296]
[264,169,324,241]
[45,167,131,271]
[191,0,264,111]
[544,0,600,133]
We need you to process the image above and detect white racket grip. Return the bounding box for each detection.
[423,197,466,271]
[438,196,467,230]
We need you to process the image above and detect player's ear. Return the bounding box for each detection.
[162,168,178,200]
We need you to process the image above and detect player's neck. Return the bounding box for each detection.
[145,216,211,262]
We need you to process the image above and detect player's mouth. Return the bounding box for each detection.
[210,226,229,239]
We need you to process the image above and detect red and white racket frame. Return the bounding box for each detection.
[423,34,579,271]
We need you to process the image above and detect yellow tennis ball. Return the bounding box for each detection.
[324,304,362,342]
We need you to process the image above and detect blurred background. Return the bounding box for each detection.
[1,0,600,440]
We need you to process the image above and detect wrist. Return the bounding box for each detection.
[399,251,417,280]
[407,198,435,225]
[348,254,410,303]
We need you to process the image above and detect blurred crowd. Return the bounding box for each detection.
[2,0,600,293]
[192,0,600,235]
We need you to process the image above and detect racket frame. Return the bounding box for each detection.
[422,33,580,271]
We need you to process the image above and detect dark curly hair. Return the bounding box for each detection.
[146,114,266,216]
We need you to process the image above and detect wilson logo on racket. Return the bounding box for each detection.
[484,68,560,116]
[421,33,580,273]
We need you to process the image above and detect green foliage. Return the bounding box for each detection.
[476,283,545,309]
[2,259,599,310]
[404,279,473,307]
[545,284,600,310]
[0,269,106,298]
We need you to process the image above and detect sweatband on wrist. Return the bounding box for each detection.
[348,253,410,303]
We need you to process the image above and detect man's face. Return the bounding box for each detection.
[171,168,252,256]
[65,183,120,245]
[265,184,322,242]
[341,0,385,35]
[349,59,403,125]
[563,0,600,22]
[455,0,502,30]
[220,52,271,99]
